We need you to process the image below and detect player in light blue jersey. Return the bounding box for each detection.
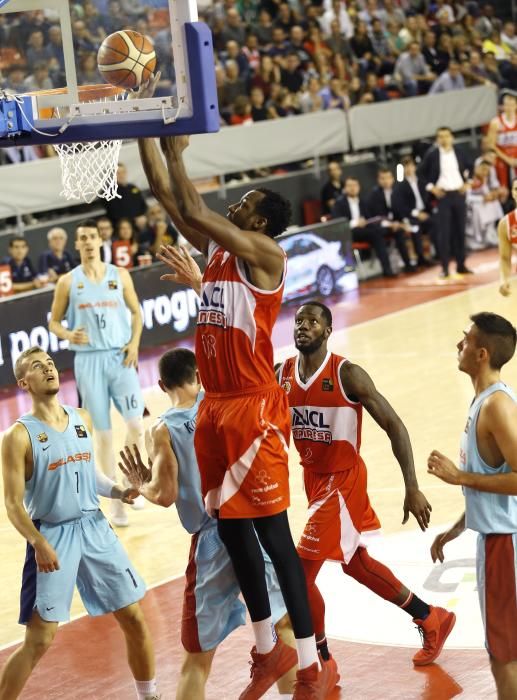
[427,312,517,700]
[118,348,296,700]
[49,219,145,527]
[0,346,160,700]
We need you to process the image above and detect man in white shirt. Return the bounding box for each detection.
[418,126,472,279]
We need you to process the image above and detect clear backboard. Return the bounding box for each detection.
[0,0,219,146]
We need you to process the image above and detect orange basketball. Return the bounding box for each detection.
[97,30,157,89]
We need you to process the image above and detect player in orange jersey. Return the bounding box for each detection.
[277,301,456,667]
[138,127,338,699]
[498,178,517,297]
[488,91,517,190]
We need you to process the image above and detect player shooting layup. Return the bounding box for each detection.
[0,347,159,700]
[49,220,145,527]
[139,129,338,699]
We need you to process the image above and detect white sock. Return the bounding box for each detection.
[95,429,116,479]
[295,634,319,670]
[134,678,157,699]
[252,617,276,654]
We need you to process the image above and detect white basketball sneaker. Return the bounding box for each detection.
[110,499,129,527]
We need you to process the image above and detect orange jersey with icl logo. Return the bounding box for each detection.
[506,209,517,245]
[195,240,286,394]
[279,352,362,474]
[496,114,517,159]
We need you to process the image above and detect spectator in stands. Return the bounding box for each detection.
[100,0,129,36]
[71,19,99,54]
[241,34,260,74]
[320,0,353,40]
[482,52,502,87]
[25,30,52,71]
[223,39,250,78]
[268,26,289,61]
[77,52,100,85]
[38,227,76,281]
[331,176,397,278]
[253,9,274,47]
[249,87,272,121]
[47,25,66,81]
[82,0,106,44]
[326,19,354,63]
[422,30,441,75]
[97,216,114,263]
[288,25,312,66]
[392,156,436,266]
[350,21,375,70]
[370,18,396,75]
[475,4,496,40]
[321,161,344,215]
[3,65,27,94]
[435,33,454,74]
[268,86,300,118]
[418,126,471,279]
[3,236,46,294]
[138,201,178,256]
[280,52,305,94]
[482,30,512,63]
[320,77,349,110]
[462,50,491,86]
[383,0,406,28]
[429,59,466,94]
[501,21,517,54]
[250,54,281,99]
[361,72,389,103]
[299,76,324,113]
[394,41,435,96]
[24,63,53,92]
[367,167,415,273]
[114,217,138,267]
[104,163,147,228]
[230,95,253,125]
[501,53,517,92]
[221,7,246,45]
[218,60,247,120]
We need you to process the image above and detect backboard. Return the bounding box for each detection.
[0,0,219,146]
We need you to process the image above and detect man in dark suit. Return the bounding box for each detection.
[331,176,396,278]
[392,156,436,267]
[418,126,472,278]
[367,167,415,273]
[320,161,344,215]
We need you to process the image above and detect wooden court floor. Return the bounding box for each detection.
[0,248,514,698]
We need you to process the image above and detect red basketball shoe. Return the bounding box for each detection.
[293,654,340,699]
[413,606,456,665]
[239,638,297,700]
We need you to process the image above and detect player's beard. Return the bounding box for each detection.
[295,331,326,356]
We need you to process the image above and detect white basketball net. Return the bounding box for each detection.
[53,139,123,204]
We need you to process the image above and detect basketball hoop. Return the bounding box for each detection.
[26,84,128,203]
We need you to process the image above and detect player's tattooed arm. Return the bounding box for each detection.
[138,137,208,256]
[48,273,89,344]
[340,361,433,531]
[498,217,512,297]
[2,424,60,573]
[119,268,142,367]
[119,422,179,507]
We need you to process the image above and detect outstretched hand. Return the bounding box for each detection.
[118,444,152,492]
[402,488,432,531]
[128,71,161,100]
[157,244,202,292]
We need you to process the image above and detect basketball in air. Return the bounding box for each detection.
[97,30,157,89]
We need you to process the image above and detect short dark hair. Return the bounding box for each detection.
[344,176,359,184]
[437,126,452,135]
[401,155,415,166]
[378,166,392,175]
[8,235,27,248]
[299,301,333,327]
[471,312,517,370]
[255,188,292,238]
[76,218,100,238]
[159,348,197,389]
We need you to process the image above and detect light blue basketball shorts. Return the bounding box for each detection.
[182,524,287,652]
[74,349,144,431]
[19,510,146,624]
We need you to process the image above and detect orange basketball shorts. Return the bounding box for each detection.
[297,457,381,564]
[194,383,291,519]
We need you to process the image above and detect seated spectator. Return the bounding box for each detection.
[435,33,454,74]
[38,227,76,281]
[385,19,404,58]
[77,51,100,85]
[422,30,441,75]
[280,52,305,93]
[3,236,46,294]
[331,176,397,278]
[218,60,247,118]
[320,0,353,40]
[223,39,250,78]
[82,0,106,44]
[268,87,301,118]
[250,54,281,99]
[475,4,496,40]
[3,65,28,94]
[370,18,396,75]
[466,160,505,250]
[222,7,246,45]
[501,53,517,92]
[100,0,129,36]
[392,156,436,266]
[462,50,491,86]
[105,163,147,228]
[398,15,421,50]
[367,167,416,273]
[26,30,52,71]
[394,41,436,96]
[24,63,53,92]
[321,160,344,215]
[482,30,512,62]
[230,95,253,125]
[299,76,324,113]
[429,59,465,94]
[71,19,99,54]
[482,52,502,87]
[250,87,273,121]
[319,77,349,110]
[350,21,375,69]
[138,201,178,256]
[241,34,261,74]
[326,19,354,63]
[288,25,312,66]
[97,216,114,263]
[253,9,274,47]
[268,26,289,61]
[501,21,517,54]
[361,72,389,103]
[114,217,138,267]
[275,2,296,35]
[384,0,406,28]
[359,0,388,28]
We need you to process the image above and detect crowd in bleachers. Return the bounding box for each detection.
[0,1,515,134]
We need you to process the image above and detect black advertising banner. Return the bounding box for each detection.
[0,218,352,387]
